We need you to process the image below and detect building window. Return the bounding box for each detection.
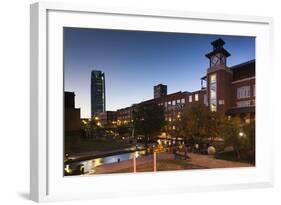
[209,74,217,112]
[177,99,181,104]
[189,95,192,103]
[237,100,251,107]
[195,94,199,101]
[210,74,216,83]
[172,100,176,106]
[203,94,208,106]
[168,101,171,106]
[237,86,251,99]
[218,100,224,105]
[164,102,168,107]
[181,98,185,104]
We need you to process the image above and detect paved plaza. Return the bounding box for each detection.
[88,152,253,175]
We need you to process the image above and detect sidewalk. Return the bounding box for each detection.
[91,153,174,174]
[88,152,253,175]
[188,153,253,169]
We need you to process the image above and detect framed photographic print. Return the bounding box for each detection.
[30,2,274,202]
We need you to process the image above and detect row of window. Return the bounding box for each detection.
[237,99,255,107]
[118,86,254,116]
[158,98,186,107]
[118,111,131,115]
[165,115,181,122]
[237,100,251,107]
[237,85,255,99]
[188,94,199,103]
[157,93,202,108]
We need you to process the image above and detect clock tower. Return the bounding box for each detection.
[205,38,232,113]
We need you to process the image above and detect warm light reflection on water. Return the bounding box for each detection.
[90,150,145,168]
[66,150,146,175]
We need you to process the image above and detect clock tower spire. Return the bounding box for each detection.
[205,38,231,68]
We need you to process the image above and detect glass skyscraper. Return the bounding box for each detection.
[91,70,106,118]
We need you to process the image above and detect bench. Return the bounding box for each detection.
[174,151,190,160]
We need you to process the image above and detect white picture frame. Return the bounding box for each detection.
[30,2,274,202]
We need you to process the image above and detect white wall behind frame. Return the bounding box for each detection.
[0,0,280,205]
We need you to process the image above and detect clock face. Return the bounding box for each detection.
[211,55,220,66]
[211,54,226,67]
[220,56,226,65]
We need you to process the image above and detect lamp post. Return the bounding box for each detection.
[153,152,157,172]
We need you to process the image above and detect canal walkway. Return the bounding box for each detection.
[90,153,174,174]
[88,152,253,175]
[188,153,253,169]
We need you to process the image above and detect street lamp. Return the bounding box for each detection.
[238,131,246,139]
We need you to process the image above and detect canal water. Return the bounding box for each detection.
[65,150,147,175]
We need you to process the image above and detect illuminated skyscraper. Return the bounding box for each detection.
[91,70,106,117]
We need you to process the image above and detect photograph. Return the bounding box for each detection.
[63,28,256,176]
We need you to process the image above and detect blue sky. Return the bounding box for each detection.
[64,27,255,118]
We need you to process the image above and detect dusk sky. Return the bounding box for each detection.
[64,27,255,118]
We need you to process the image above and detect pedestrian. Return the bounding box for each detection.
[195,143,199,153]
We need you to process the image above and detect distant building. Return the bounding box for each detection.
[154,84,167,98]
[65,91,75,108]
[97,111,117,126]
[117,105,138,125]
[91,70,106,118]
[64,91,81,152]
[65,92,81,133]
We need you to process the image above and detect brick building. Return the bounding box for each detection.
[97,111,117,126]
[116,105,137,125]
[204,38,255,120]
[226,60,255,121]
[113,38,255,137]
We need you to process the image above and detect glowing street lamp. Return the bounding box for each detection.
[238,131,246,139]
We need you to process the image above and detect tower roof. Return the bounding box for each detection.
[211,38,225,48]
[205,38,231,59]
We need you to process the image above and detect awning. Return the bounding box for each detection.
[226,106,255,115]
